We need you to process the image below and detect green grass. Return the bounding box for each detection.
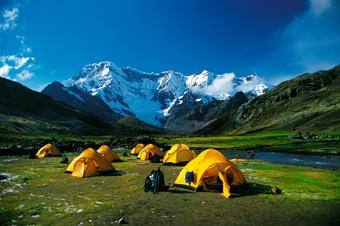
[157,131,340,155]
[0,154,339,225]
[1,131,339,155]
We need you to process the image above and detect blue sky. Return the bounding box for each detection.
[0,0,339,90]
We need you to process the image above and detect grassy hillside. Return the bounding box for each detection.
[199,65,340,135]
[0,77,113,135]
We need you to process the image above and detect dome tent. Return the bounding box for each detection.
[130,143,145,155]
[66,148,115,178]
[174,149,246,198]
[36,143,61,158]
[163,143,196,165]
[137,144,163,161]
[97,145,120,162]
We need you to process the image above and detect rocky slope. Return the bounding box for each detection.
[42,81,121,122]
[164,92,249,133]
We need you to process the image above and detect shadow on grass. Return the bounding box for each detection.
[64,170,126,177]
[99,170,126,176]
[162,183,281,196]
[230,183,282,197]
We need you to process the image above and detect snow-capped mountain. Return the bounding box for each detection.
[63,61,268,126]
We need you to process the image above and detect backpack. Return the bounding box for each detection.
[144,168,166,193]
[185,171,194,184]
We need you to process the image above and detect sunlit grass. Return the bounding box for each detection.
[156,131,340,154]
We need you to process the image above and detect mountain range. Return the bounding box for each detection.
[58,61,268,126]
[0,62,338,135]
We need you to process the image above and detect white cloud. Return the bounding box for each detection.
[201,73,235,99]
[1,55,33,70]
[0,64,11,78]
[236,75,264,93]
[274,0,340,76]
[16,70,33,80]
[14,56,30,69]
[0,55,35,81]
[0,7,19,31]
[0,4,37,84]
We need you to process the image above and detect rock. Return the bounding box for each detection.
[114,218,126,224]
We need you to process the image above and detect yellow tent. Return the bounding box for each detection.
[97,145,120,162]
[174,149,246,198]
[137,144,163,161]
[130,143,145,155]
[163,143,197,165]
[35,143,61,158]
[66,148,114,177]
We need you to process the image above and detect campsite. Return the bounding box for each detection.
[1,1,340,225]
[0,132,339,225]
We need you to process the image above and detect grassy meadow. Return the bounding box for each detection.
[0,153,339,225]
[0,132,339,225]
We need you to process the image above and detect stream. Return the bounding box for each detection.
[223,150,340,169]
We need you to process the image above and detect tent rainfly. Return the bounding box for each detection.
[174,149,246,198]
[97,145,120,162]
[163,143,196,165]
[36,143,61,158]
[66,148,115,177]
[137,144,163,161]
[130,143,145,155]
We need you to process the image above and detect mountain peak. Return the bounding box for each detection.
[200,70,211,75]
[245,73,257,81]
[47,81,64,88]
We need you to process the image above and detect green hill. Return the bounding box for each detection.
[201,65,340,134]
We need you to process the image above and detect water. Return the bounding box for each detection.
[223,150,340,169]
